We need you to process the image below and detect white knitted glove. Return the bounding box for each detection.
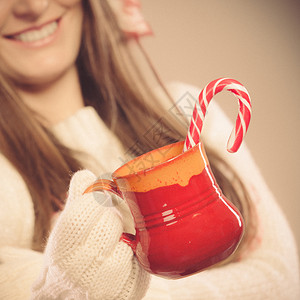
[31,170,150,300]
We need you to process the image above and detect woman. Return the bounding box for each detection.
[0,0,299,299]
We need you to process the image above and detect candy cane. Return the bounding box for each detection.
[183,78,252,153]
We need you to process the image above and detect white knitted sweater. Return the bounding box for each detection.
[0,83,299,299]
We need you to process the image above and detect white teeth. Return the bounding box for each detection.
[14,21,58,42]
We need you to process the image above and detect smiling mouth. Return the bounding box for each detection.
[6,20,59,43]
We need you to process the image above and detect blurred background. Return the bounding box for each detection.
[140,0,300,259]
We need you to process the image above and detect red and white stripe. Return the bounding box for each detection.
[183,78,252,153]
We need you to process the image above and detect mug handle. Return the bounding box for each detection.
[83,179,137,252]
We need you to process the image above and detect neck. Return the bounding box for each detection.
[16,65,84,126]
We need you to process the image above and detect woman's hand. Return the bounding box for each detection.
[31,170,150,300]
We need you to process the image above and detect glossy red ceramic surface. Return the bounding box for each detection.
[85,141,244,279]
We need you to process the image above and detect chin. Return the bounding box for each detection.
[13,59,76,88]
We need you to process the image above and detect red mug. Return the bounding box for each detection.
[84,141,244,279]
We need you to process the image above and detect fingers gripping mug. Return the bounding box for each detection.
[85,141,244,279]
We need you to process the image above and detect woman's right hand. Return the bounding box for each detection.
[31,170,150,300]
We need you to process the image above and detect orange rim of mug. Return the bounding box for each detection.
[111,141,209,193]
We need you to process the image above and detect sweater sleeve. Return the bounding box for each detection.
[143,82,300,299]
[0,155,44,299]
[0,247,43,299]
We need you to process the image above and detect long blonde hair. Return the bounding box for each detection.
[0,0,255,255]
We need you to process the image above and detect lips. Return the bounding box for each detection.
[4,19,60,43]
